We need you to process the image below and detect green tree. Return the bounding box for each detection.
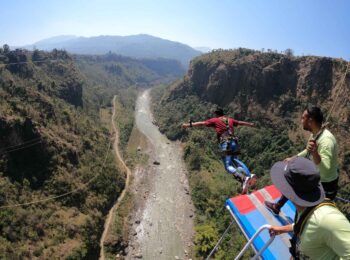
[32,49,41,61]
[284,48,294,57]
[194,224,219,257]
[3,44,10,53]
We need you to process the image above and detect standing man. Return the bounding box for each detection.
[268,157,350,259]
[265,106,339,214]
[181,108,256,194]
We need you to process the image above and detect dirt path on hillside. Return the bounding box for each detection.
[126,90,194,260]
[99,96,131,260]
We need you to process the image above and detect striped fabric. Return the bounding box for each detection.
[226,185,296,259]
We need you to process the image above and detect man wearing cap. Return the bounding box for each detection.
[268,157,350,259]
[181,107,256,194]
[265,106,338,214]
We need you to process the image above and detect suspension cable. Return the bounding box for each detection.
[335,196,350,203]
[1,137,42,150]
[0,141,111,209]
[0,140,43,155]
[206,221,234,260]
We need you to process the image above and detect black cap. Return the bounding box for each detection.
[270,157,325,207]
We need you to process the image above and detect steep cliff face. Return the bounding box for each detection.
[176,49,349,122]
[160,49,350,160]
[155,48,350,192]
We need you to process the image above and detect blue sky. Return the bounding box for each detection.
[0,0,349,59]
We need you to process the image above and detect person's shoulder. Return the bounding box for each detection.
[319,129,336,145]
[205,117,219,124]
[206,117,217,122]
[314,205,349,231]
[323,129,336,139]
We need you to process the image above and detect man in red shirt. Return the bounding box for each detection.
[182,108,256,194]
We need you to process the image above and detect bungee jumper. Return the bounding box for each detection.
[181,107,256,194]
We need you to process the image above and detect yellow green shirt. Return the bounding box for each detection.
[297,129,338,182]
[299,205,350,259]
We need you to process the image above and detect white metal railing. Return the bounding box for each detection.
[206,206,276,260]
[234,224,275,260]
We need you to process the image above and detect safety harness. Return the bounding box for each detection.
[290,199,337,259]
[219,117,240,156]
[219,116,233,142]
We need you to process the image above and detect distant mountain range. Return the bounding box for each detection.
[23,34,202,68]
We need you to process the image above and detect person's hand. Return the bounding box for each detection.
[284,156,296,162]
[307,140,318,155]
[268,226,287,237]
[181,123,189,129]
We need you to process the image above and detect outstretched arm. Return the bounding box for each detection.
[237,121,255,127]
[182,121,207,128]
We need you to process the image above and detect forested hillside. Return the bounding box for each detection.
[75,53,184,106]
[0,46,180,259]
[152,48,350,259]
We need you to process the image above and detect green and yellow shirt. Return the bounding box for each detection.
[298,205,350,259]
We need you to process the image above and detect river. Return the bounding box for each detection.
[127,89,194,260]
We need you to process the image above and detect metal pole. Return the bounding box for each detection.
[206,221,234,260]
